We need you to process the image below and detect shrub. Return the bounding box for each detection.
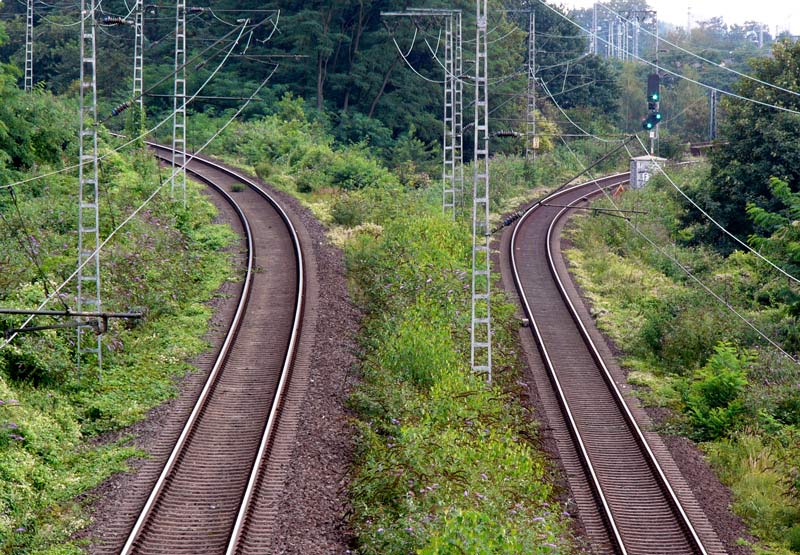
[788,524,800,553]
[331,193,369,227]
[683,342,753,440]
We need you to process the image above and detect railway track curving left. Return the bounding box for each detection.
[91,143,320,555]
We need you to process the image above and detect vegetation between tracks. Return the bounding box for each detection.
[564,164,800,554]
[205,98,610,554]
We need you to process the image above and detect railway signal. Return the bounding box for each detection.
[642,73,661,131]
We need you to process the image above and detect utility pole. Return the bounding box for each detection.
[132,0,144,133]
[591,3,597,55]
[24,0,33,92]
[708,88,717,141]
[471,0,491,382]
[172,0,187,206]
[77,0,102,372]
[382,8,464,216]
[526,11,536,161]
[443,14,456,217]
[454,11,464,211]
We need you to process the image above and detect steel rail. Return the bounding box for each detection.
[509,174,708,554]
[119,142,304,554]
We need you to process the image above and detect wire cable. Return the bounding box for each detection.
[596,2,800,101]
[538,76,621,143]
[559,136,798,364]
[1,69,277,350]
[1,23,249,193]
[535,0,800,116]
[630,135,800,284]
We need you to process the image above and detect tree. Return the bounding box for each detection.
[683,39,800,252]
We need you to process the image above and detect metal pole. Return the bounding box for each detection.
[454,11,464,211]
[526,11,536,161]
[172,0,187,207]
[25,0,33,92]
[77,0,102,373]
[591,3,597,55]
[471,0,491,382]
[654,11,659,154]
[132,0,144,132]
[442,14,456,217]
[709,88,717,141]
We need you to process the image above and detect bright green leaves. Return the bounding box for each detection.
[682,342,753,441]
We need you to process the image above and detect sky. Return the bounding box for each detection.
[568,0,798,36]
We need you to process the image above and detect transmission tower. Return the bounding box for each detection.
[471,0,491,381]
[526,11,536,161]
[24,0,33,91]
[172,0,187,206]
[132,0,144,131]
[77,0,102,371]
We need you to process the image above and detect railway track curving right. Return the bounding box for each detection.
[504,175,728,554]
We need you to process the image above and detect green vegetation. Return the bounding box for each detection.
[205,100,588,553]
[0,81,236,551]
[565,165,800,553]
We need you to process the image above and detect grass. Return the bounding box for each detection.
[0,148,236,553]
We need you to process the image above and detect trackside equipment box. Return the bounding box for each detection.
[630,155,667,189]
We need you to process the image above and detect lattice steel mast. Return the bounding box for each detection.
[454,11,464,211]
[172,0,187,205]
[471,0,491,381]
[132,0,144,131]
[25,0,33,91]
[77,0,102,371]
[382,8,463,217]
[442,14,456,217]
[526,11,536,161]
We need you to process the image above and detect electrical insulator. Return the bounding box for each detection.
[111,101,131,117]
[188,7,205,13]
[101,16,131,26]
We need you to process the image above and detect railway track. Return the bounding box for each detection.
[503,175,728,554]
[97,144,310,555]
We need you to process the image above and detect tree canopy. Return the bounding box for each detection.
[683,40,800,251]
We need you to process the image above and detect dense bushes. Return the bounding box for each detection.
[0,88,236,551]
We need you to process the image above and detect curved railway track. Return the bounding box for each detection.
[505,175,727,554]
[104,144,307,555]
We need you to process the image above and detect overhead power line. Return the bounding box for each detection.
[556,136,798,365]
[630,135,800,285]
[596,2,800,101]
[1,69,277,351]
[535,0,800,116]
